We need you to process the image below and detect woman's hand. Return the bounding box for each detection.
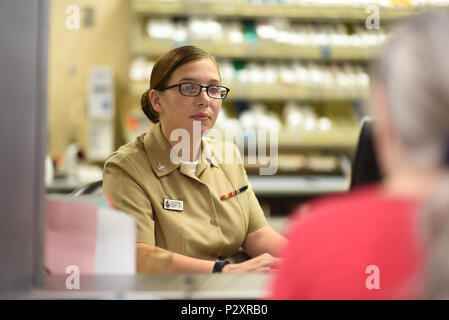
[222,253,281,273]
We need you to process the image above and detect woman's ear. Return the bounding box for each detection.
[149,89,163,113]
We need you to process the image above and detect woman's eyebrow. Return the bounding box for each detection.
[178,77,220,84]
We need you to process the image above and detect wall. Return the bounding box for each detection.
[47,0,130,159]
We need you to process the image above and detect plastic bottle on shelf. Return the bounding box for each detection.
[349,29,363,49]
[188,18,208,41]
[342,63,358,96]
[284,101,304,131]
[220,22,231,45]
[219,60,235,83]
[262,62,278,85]
[239,103,281,133]
[328,64,340,94]
[330,23,348,48]
[321,66,334,90]
[302,105,317,132]
[236,65,249,84]
[331,64,345,97]
[315,24,331,47]
[188,17,222,42]
[129,57,154,82]
[214,107,241,140]
[240,106,259,131]
[290,25,302,47]
[279,63,297,85]
[353,25,371,49]
[270,18,291,44]
[307,62,324,91]
[255,19,277,43]
[294,62,310,87]
[146,19,175,40]
[172,21,188,43]
[205,18,223,41]
[354,65,370,91]
[293,25,312,47]
[265,111,282,133]
[247,62,265,84]
[317,117,332,132]
[226,21,245,44]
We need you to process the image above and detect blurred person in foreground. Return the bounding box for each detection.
[269,12,449,299]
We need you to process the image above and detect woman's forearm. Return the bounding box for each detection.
[242,226,287,258]
[136,243,215,273]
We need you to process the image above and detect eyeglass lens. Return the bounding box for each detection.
[179,83,227,99]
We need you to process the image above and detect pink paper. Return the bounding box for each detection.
[45,198,98,275]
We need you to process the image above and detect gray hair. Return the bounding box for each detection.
[371,12,449,167]
[372,12,449,299]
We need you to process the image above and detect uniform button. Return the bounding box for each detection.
[210,218,218,226]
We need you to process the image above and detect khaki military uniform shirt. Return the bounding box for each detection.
[103,122,268,261]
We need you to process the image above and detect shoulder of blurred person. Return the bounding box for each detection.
[270,184,425,299]
[283,185,386,233]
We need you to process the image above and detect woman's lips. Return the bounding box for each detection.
[191,113,210,121]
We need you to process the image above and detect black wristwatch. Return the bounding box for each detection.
[212,258,230,273]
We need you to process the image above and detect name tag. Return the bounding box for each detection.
[163,198,183,211]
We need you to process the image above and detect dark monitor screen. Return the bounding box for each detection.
[350,119,383,189]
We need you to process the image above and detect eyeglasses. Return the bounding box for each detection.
[159,82,230,99]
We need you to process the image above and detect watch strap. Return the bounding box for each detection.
[212,258,230,273]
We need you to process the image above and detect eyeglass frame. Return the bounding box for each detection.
[157,82,230,100]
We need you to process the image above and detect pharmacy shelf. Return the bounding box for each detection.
[219,130,359,150]
[122,129,359,152]
[228,83,369,101]
[276,131,358,150]
[129,81,369,102]
[133,39,380,61]
[122,115,360,152]
[248,175,350,196]
[122,116,359,152]
[132,0,428,22]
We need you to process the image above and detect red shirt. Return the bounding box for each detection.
[269,185,425,300]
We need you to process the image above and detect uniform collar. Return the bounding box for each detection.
[196,141,219,177]
[144,122,219,178]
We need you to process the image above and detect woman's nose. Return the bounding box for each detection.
[196,87,211,103]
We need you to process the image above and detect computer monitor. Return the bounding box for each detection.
[350,119,383,189]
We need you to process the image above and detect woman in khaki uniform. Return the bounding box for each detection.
[103,45,286,273]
